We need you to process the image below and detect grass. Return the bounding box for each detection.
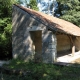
[1,58,80,80]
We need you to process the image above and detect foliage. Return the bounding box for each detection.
[30,0,38,10]
[57,0,80,27]
[0,18,12,59]
[0,0,17,60]
[2,59,80,80]
[17,0,38,10]
[0,0,17,17]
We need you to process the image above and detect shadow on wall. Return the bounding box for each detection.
[12,6,44,61]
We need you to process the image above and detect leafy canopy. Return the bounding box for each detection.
[57,0,80,27]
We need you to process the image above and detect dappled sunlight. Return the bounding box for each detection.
[1,59,80,80]
[57,50,80,63]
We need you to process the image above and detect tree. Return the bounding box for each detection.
[30,0,38,10]
[17,0,38,10]
[0,0,17,60]
[0,0,17,17]
[57,0,80,27]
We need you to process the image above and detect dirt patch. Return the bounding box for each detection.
[72,58,80,64]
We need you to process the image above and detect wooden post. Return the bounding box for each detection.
[72,45,75,56]
[68,36,76,57]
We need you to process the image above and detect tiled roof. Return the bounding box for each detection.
[14,4,80,36]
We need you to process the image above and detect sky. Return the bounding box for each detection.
[19,0,30,6]
[19,0,58,16]
[36,0,58,15]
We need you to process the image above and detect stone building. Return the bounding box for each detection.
[12,4,80,63]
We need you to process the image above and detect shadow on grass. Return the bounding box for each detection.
[1,58,80,80]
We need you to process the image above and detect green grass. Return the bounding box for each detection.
[1,58,80,80]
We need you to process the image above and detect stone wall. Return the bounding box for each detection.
[42,31,57,63]
[12,5,45,61]
[12,5,57,63]
[57,34,71,52]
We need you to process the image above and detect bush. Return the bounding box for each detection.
[0,18,12,60]
[2,59,80,80]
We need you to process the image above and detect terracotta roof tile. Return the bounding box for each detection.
[14,4,80,36]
